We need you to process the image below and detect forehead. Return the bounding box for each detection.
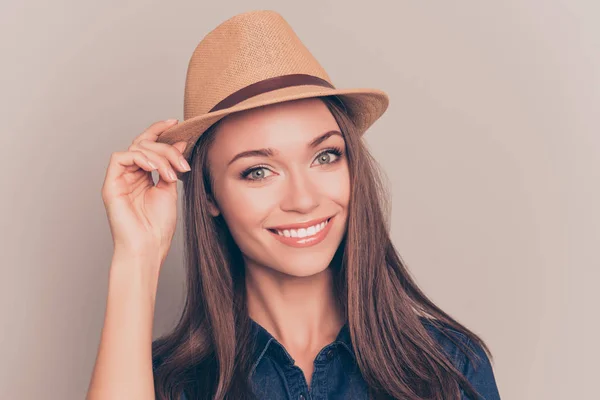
[211,98,340,155]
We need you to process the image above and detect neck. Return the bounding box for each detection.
[245,261,345,354]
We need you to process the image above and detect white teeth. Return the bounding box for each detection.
[275,218,329,238]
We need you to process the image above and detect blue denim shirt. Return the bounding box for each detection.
[180,317,500,399]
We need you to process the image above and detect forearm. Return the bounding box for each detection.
[87,251,161,399]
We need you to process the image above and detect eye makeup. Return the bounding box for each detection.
[239,146,344,182]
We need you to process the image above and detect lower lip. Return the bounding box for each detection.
[267,216,335,248]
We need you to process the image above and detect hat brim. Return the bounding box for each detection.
[156,84,389,176]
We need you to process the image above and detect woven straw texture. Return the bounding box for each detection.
[156,10,389,171]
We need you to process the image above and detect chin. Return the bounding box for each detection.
[273,262,332,278]
[267,246,339,277]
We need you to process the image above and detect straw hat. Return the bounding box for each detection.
[157,9,389,177]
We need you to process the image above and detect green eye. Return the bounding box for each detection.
[242,167,272,181]
[240,146,344,182]
[316,151,333,164]
[312,147,343,166]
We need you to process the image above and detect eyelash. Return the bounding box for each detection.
[239,146,344,181]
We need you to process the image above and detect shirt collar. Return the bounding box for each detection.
[249,317,355,373]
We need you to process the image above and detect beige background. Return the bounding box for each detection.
[1,1,598,399]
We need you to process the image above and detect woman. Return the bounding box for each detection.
[88,10,500,400]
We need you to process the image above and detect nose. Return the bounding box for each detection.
[279,168,319,214]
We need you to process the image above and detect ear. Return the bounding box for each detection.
[207,196,221,217]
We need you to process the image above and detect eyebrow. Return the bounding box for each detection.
[227,130,343,167]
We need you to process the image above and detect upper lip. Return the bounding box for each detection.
[267,215,334,231]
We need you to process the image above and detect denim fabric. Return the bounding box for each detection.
[179,317,500,399]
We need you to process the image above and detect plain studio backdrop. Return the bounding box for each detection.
[1,1,598,399]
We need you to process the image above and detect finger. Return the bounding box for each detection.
[128,144,179,183]
[171,141,188,156]
[131,119,179,146]
[135,140,190,173]
[104,151,156,185]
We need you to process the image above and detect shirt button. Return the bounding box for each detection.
[299,394,305,400]
[326,349,335,360]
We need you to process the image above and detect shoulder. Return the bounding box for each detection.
[419,317,501,399]
[419,316,471,366]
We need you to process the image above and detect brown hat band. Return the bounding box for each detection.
[209,73,335,112]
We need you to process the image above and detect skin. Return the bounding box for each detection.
[206,98,350,388]
[90,119,189,399]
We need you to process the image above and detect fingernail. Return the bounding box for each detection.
[179,157,191,171]
[165,118,178,124]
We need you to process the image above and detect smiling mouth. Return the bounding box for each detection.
[266,216,335,248]
[267,217,333,236]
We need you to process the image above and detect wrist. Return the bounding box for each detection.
[113,244,164,266]
[109,250,162,300]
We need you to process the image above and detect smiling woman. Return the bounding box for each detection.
[149,92,500,400]
[200,99,351,277]
[89,9,500,400]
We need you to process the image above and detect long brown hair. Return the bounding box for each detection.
[152,96,493,399]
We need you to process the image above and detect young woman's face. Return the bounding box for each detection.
[206,98,350,277]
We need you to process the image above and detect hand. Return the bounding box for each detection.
[100,119,191,268]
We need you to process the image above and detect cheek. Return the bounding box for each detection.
[217,181,278,230]
[319,166,350,206]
